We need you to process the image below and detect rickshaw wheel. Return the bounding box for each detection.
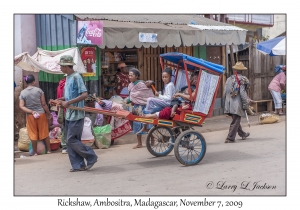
[174,130,206,166]
[146,126,175,157]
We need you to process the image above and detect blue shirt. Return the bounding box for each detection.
[64,72,87,121]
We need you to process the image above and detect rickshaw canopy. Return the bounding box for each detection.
[160,52,225,74]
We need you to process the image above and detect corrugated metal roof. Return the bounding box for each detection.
[188,24,246,31]
[75,14,231,26]
[74,15,247,48]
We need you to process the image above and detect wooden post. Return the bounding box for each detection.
[229,45,235,74]
[225,17,235,75]
[138,47,144,73]
[248,36,254,100]
[222,46,226,97]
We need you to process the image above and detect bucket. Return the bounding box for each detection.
[50,139,61,151]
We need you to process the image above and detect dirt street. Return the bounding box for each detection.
[14,119,285,196]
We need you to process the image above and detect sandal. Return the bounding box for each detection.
[224,139,235,143]
[242,132,250,140]
[86,160,97,171]
[69,167,86,172]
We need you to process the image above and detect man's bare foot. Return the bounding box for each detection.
[133,144,143,149]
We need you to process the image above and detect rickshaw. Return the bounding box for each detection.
[51,52,225,166]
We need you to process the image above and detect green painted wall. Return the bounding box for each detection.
[193,45,206,60]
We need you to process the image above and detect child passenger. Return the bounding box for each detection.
[143,86,194,120]
[143,68,175,114]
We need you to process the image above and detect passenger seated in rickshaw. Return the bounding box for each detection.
[143,68,175,114]
[142,86,194,120]
[137,71,199,134]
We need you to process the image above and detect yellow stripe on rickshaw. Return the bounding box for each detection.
[135,118,154,123]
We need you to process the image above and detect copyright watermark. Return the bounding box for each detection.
[206,181,276,192]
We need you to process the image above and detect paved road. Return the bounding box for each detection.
[14,120,285,196]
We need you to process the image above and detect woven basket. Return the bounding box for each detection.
[18,127,31,151]
[259,113,279,124]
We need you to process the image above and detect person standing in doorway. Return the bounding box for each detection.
[56,55,98,172]
[223,62,250,143]
[115,62,130,98]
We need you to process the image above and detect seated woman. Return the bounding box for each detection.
[126,68,155,148]
[143,68,175,114]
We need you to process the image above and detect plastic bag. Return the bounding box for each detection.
[57,107,64,124]
[93,125,112,149]
[29,140,47,156]
[81,117,95,147]
[49,127,61,139]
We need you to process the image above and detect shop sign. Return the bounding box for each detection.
[81,47,97,77]
[139,32,158,43]
[77,21,103,45]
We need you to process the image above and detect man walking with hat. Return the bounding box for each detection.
[56,55,98,172]
[223,62,250,143]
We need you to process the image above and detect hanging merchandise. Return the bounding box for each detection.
[14,47,86,74]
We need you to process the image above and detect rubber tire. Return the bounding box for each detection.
[146,126,175,157]
[174,130,206,166]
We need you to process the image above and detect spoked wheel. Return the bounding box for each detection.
[146,126,175,157]
[174,130,206,166]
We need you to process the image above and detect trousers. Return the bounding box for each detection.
[226,114,247,141]
[65,118,98,170]
[269,90,282,109]
[145,97,169,113]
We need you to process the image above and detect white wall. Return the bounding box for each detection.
[14,14,37,88]
[14,14,37,137]
[262,14,286,39]
[14,15,22,87]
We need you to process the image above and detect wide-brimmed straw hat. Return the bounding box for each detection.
[232,62,247,70]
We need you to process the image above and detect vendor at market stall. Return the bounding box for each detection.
[115,62,130,98]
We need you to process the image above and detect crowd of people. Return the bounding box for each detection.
[18,54,286,171]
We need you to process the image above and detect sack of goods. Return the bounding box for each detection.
[18,127,31,152]
[259,113,279,124]
[93,124,112,149]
